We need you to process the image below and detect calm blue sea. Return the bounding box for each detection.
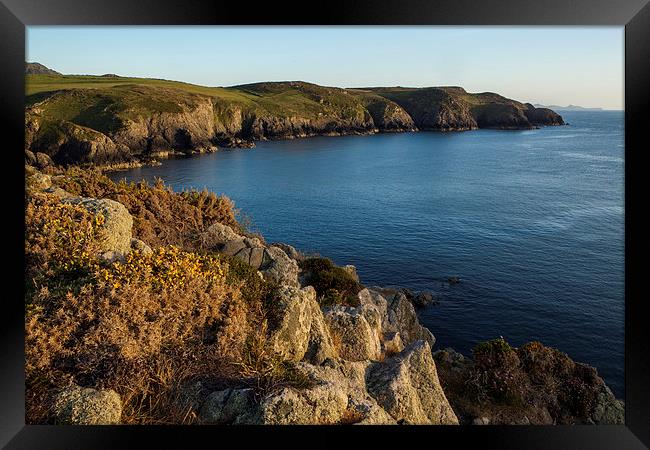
[110,111,625,398]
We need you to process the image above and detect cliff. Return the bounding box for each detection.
[25,167,621,426]
[25,68,564,166]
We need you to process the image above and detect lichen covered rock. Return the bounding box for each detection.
[268,286,316,362]
[367,341,458,425]
[64,197,133,255]
[52,385,122,425]
[324,306,382,361]
[200,388,256,425]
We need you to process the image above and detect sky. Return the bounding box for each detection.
[27,26,624,110]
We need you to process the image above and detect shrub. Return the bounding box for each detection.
[25,192,104,300]
[298,257,362,307]
[467,338,526,406]
[24,173,286,424]
[44,166,240,251]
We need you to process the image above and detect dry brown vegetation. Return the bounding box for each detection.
[42,166,242,250]
[24,169,300,424]
[434,338,616,425]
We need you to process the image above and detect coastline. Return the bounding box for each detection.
[89,123,567,174]
[24,164,624,425]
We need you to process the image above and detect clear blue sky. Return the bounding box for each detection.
[27,26,624,109]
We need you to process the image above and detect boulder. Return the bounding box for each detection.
[25,149,37,165]
[303,298,338,365]
[386,293,436,348]
[366,341,459,425]
[258,383,349,425]
[174,380,208,416]
[130,238,153,255]
[270,243,304,261]
[43,186,74,199]
[268,286,316,362]
[52,385,122,425]
[65,197,133,255]
[360,288,435,347]
[199,388,256,424]
[433,347,471,375]
[358,288,391,332]
[202,223,299,287]
[201,222,242,248]
[324,306,381,361]
[591,386,625,425]
[27,172,52,191]
[258,359,389,425]
[259,246,300,287]
[220,238,247,256]
[35,152,54,168]
[412,291,437,308]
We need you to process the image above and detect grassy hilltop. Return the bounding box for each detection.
[25,66,564,166]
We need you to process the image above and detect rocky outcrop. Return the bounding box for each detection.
[64,197,134,255]
[524,103,565,126]
[112,92,217,156]
[52,385,122,424]
[197,340,456,425]
[258,382,350,425]
[270,243,304,262]
[200,388,258,425]
[303,298,338,365]
[201,222,300,287]
[324,306,382,362]
[55,122,132,165]
[358,288,435,348]
[268,285,317,362]
[367,341,458,424]
[360,95,417,132]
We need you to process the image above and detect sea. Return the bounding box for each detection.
[109,110,625,398]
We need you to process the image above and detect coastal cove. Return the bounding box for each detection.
[109,110,625,398]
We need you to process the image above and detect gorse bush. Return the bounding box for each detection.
[98,246,226,291]
[25,193,104,299]
[24,172,290,424]
[44,166,241,251]
[298,257,362,307]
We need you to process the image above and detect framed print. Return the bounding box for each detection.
[2,0,649,448]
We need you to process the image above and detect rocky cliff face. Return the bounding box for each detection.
[25,78,564,166]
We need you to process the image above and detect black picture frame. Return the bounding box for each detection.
[2,0,648,448]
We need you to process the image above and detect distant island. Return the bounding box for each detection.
[25,62,564,167]
[533,103,604,111]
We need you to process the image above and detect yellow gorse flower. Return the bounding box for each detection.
[97,245,226,291]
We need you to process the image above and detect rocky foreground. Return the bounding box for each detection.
[25,167,623,426]
[25,64,564,167]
